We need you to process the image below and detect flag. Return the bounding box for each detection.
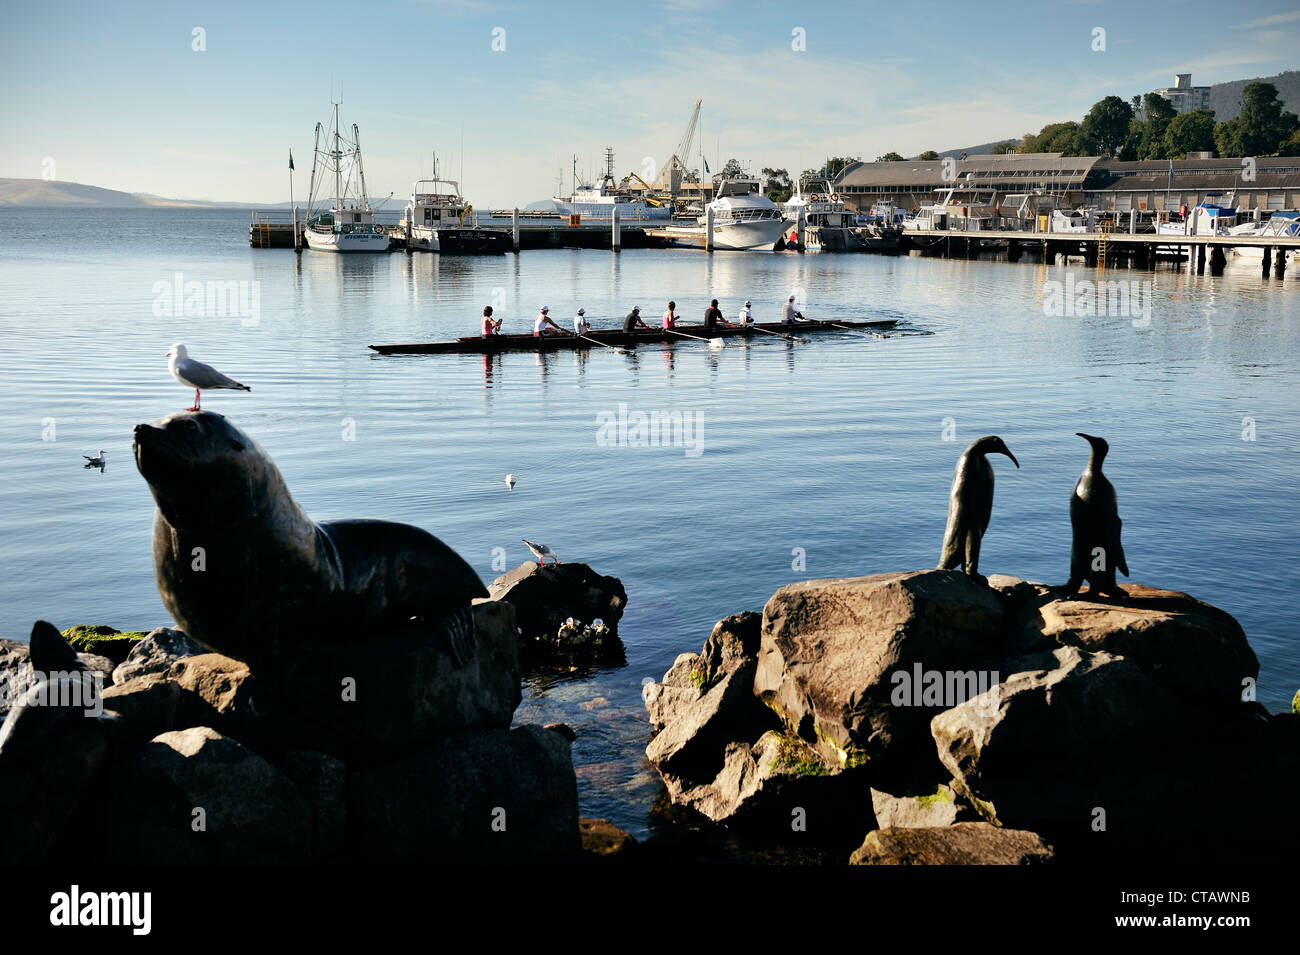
[704,157,711,174]
[289,151,295,171]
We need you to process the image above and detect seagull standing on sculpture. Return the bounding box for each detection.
[1060,433,1128,598]
[522,539,559,566]
[166,343,251,412]
[937,435,1019,578]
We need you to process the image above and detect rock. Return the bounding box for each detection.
[662,730,873,842]
[277,749,347,862]
[101,673,181,741]
[850,823,1054,865]
[643,652,703,731]
[754,570,1006,766]
[488,561,627,658]
[1293,689,1299,715]
[1008,582,1258,707]
[870,783,979,829]
[166,653,261,741]
[60,625,147,665]
[0,720,110,863]
[698,612,762,686]
[544,722,577,742]
[105,726,311,864]
[266,600,521,756]
[112,627,203,685]
[931,646,1187,835]
[580,818,637,860]
[348,725,579,863]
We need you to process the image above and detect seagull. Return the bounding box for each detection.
[505,473,516,490]
[83,450,107,470]
[522,538,559,566]
[166,343,251,412]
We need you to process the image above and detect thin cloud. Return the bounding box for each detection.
[1233,10,1300,28]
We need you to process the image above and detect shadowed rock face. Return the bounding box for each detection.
[487,561,627,662]
[851,823,1054,865]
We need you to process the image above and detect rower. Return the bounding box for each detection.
[623,305,651,334]
[534,305,564,337]
[703,298,730,331]
[737,300,754,327]
[781,295,808,325]
[573,307,591,336]
[481,305,503,336]
[662,300,678,330]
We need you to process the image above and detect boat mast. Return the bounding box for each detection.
[354,122,370,211]
[333,102,342,212]
[307,122,323,214]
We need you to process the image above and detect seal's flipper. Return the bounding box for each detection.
[29,620,84,674]
[442,606,476,667]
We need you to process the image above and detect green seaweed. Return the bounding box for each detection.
[61,624,147,656]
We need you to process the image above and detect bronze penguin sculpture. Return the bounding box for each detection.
[1061,432,1128,598]
[938,435,1019,578]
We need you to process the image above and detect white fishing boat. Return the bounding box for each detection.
[781,178,853,250]
[552,150,674,221]
[401,157,511,254]
[304,104,389,253]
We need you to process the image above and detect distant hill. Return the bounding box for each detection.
[0,178,402,210]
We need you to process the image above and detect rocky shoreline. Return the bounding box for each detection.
[2,564,1295,864]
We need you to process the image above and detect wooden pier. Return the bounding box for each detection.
[899,228,1300,277]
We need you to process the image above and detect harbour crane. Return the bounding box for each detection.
[656,98,701,196]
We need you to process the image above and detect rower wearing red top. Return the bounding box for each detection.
[481,305,503,336]
[662,301,678,329]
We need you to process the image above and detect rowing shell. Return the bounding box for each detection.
[368,319,897,355]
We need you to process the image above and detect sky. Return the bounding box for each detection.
[1,0,1298,208]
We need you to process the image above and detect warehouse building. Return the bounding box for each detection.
[1082,156,1300,213]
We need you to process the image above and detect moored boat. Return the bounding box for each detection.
[304,104,390,253]
[369,318,898,355]
[402,160,511,254]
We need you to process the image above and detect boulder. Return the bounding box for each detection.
[1004,581,1258,707]
[277,749,347,862]
[488,561,627,658]
[850,823,1054,865]
[348,725,579,863]
[643,652,703,731]
[167,653,262,743]
[754,570,1006,766]
[112,627,203,685]
[61,625,147,665]
[105,726,312,864]
[931,646,1188,835]
[870,783,979,829]
[580,818,637,860]
[266,600,521,756]
[101,673,182,741]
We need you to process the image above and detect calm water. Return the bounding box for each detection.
[1,207,1297,837]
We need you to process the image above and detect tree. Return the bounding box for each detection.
[1164,109,1217,158]
[1080,95,1134,157]
[1018,121,1085,155]
[761,167,794,203]
[711,158,745,186]
[918,150,939,160]
[876,151,904,162]
[1278,128,1300,157]
[1136,93,1178,160]
[1213,82,1300,157]
[991,140,1016,155]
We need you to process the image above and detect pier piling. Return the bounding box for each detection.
[611,208,621,253]
[512,209,520,253]
[705,206,714,252]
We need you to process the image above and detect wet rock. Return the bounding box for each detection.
[754,570,1006,766]
[348,725,579,863]
[112,627,203,685]
[580,818,637,860]
[105,726,312,864]
[488,561,627,660]
[850,823,1054,865]
[544,722,577,742]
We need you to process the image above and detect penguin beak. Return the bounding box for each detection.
[1002,448,1020,468]
[1076,432,1092,441]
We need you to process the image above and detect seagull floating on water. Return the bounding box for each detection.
[505,473,516,489]
[522,538,559,566]
[167,343,251,412]
[83,450,107,470]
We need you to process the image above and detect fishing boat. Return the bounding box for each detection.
[304,104,390,253]
[552,149,674,221]
[369,318,898,355]
[781,179,854,250]
[401,158,511,254]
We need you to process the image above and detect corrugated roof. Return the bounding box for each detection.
[835,153,1100,188]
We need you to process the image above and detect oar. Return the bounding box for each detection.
[746,324,810,343]
[578,332,634,355]
[822,321,889,338]
[663,328,725,349]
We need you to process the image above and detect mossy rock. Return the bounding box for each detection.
[768,732,831,778]
[61,624,148,664]
[1293,688,1300,716]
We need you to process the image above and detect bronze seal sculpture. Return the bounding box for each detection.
[132,411,487,669]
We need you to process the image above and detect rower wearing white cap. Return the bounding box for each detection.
[534,305,564,337]
[781,295,807,325]
[574,308,591,336]
[622,305,651,334]
[738,300,755,327]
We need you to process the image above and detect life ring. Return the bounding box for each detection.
[810,194,821,201]
[830,193,840,202]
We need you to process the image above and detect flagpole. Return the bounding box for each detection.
[290,150,299,254]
